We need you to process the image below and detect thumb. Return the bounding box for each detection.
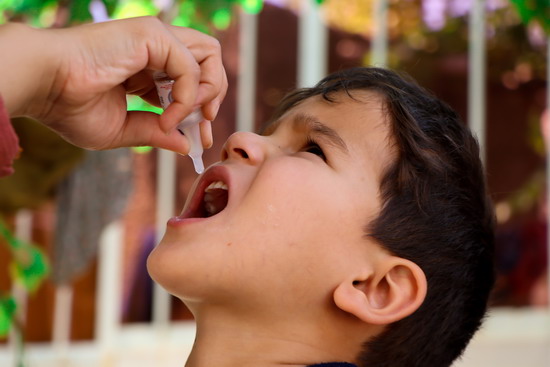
[115,111,191,154]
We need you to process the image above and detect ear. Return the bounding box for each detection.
[333,257,427,325]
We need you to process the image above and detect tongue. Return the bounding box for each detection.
[204,189,228,216]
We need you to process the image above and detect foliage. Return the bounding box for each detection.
[2,0,545,102]
[0,218,49,338]
[0,0,265,29]
[321,0,547,83]
[510,0,550,33]
[0,295,16,336]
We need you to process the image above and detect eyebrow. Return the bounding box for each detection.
[294,113,349,155]
[264,113,349,155]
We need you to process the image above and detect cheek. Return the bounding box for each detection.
[232,160,356,253]
[237,162,327,229]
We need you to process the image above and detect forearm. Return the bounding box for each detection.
[0,22,59,118]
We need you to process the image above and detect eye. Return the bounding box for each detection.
[303,138,326,161]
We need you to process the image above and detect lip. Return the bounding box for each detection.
[167,164,232,227]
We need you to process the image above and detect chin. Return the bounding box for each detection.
[146,245,166,287]
[146,243,182,295]
[146,242,210,301]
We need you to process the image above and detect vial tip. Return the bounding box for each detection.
[190,155,205,174]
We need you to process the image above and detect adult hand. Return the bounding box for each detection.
[0,17,227,154]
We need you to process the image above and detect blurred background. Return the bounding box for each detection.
[0,0,549,366]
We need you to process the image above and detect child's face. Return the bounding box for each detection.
[148,91,395,314]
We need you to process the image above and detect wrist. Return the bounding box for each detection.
[0,23,60,118]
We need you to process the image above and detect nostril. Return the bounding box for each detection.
[233,148,249,159]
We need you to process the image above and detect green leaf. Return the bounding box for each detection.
[10,0,57,27]
[0,296,16,338]
[112,0,159,19]
[172,14,190,27]
[0,218,49,293]
[101,0,118,16]
[12,0,46,14]
[212,7,232,30]
[131,146,153,154]
[9,245,49,293]
[0,0,18,12]
[0,219,24,250]
[127,95,163,114]
[173,1,196,28]
[510,0,550,34]
[240,0,262,14]
[69,0,93,23]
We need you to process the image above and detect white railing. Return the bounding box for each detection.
[468,0,487,164]
[1,1,550,366]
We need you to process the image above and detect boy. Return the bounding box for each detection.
[147,67,495,367]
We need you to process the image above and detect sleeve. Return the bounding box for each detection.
[0,95,20,178]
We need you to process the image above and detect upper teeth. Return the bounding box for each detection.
[205,181,228,192]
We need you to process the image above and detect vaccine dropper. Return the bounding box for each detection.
[153,72,205,174]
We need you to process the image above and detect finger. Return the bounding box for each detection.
[115,110,190,154]
[138,19,201,132]
[202,98,219,125]
[165,25,226,115]
[124,71,162,107]
[194,52,226,117]
[136,86,163,108]
[201,66,228,121]
[199,120,213,149]
[124,70,153,95]
[160,51,200,131]
[193,47,225,106]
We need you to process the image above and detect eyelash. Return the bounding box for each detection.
[303,137,326,161]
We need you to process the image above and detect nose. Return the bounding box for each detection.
[221,131,274,165]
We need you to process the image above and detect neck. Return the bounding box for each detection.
[184,304,362,367]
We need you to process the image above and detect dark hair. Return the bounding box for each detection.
[269,67,495,367]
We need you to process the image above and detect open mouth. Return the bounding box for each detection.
[183,166,230,219]
[203,181,229,217]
